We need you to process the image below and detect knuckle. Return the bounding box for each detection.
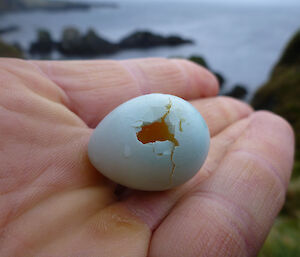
[252,110,295,140]
[215,96,248,123]
[229,149,287,210]
[219,96,253,114]
[216,96,234,122]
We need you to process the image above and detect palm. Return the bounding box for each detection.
[0,58,294,257]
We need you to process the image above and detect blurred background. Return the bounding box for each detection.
[0,0,299,256]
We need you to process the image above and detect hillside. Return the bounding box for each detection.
[253,29,300,257]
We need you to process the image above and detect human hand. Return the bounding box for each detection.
[0,58,294,257]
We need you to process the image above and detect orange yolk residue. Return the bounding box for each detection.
[136,118,178,146]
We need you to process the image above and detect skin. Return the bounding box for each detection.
[0,58,295,257]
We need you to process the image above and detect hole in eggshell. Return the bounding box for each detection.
[136,99,178,147]
[136,99,179,184]
[136,119,178,146]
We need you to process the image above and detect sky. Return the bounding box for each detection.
[64,0,300,4]
[187,0,299,4]
[131,0,300,5]
[206,0,297,3]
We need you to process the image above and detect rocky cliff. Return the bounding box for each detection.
[253,29,300,257]
[252,30,300,162]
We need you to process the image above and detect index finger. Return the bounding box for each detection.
[33,58,219,127]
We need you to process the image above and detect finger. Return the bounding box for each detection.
[191,96,253,136]
[0,58,69,106]
[34,58,219,127]
[149,111,294,257]
[120,97,253,229]
[0,60,116,229]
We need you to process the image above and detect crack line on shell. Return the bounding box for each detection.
[163,99,178,185]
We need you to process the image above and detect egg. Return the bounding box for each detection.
[88,93,210,191]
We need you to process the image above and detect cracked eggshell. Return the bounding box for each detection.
[88,93,210,191]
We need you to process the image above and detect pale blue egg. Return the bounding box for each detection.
[88,93,210,191]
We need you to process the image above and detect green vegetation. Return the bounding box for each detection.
[252,30,300,257]
[260,218,300,257]
[0,39,23,58]
[189,55,209,69]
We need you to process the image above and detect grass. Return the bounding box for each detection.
[259,217,300,257]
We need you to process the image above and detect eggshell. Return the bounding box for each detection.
[88,93,210,191]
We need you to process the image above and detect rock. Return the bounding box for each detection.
[166,35,193,46]
[28,27,193,57]
[213,72,225,89]
[82,29,118,55]
[0,0,24,12]
[0,38,23,58]
[0,0,118,12]
[119,31,193,49]
[58,27,83,55]
[57,27,117,56]
[29,29,54,54]
[225,84,248,99]
[0,25,19,35]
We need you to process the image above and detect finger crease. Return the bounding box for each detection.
[120,61,151,95]
[230,149,287,192]
[27,61,71,107]
[191,190,260,257]
[170,60,192,99]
